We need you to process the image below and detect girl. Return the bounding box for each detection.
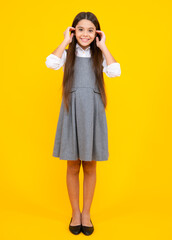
[45,12,121,235]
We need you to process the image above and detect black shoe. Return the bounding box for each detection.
[69,217,82,235]
[81,219,94,236]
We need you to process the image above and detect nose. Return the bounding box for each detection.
[82,31,88,36]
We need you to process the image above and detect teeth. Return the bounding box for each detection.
[81,38,89,41]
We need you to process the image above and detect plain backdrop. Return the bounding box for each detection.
[1,1,172,239]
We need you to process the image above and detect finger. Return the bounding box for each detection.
[69,27,75,31]
[96,31,103,35]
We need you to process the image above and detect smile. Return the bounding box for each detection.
[81,38,90,42]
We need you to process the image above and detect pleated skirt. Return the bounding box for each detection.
[52,87,109,161]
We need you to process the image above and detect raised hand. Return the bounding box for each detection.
[63,26,76,45]
[95,30,106,49]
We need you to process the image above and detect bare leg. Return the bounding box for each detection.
[81,160,97,226]
[66,159,82,226]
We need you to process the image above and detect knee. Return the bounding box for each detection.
[67,159,81,175]
[82,160,96,175]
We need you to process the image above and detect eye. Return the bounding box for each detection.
[78,29,93,32]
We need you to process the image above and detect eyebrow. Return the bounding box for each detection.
[77,26,94,30]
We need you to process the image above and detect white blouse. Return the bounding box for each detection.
[45,43,121,78]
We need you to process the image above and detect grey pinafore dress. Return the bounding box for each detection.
[52,56,109,161]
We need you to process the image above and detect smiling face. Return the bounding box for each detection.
[75,19,96,50]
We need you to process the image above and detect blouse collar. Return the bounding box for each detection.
[76,43,90,52]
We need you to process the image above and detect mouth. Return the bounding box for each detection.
[80,38,90,42]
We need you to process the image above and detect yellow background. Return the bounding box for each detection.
[1,0,172,239]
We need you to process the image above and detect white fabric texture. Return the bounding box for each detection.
[45,43,121,78]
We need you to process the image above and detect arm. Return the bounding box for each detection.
[51,39,68,58]
[45,50,67,70]
[96,30,118,65]
[45,26,75,70]
[102,54,121,77]
[96,30,121,77]
[101,44,118,65]
[45,39,68,70]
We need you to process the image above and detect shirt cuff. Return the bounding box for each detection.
[103,62,121,77]
[47,53,62,61]
[45,54,63,70]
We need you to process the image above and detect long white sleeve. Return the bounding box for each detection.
[45,48,121,77]
[45,50,67,70]
[102,54,121,77]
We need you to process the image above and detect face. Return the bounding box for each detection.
[75,19,96,50]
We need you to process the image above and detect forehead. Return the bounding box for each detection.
[76,19,96,29]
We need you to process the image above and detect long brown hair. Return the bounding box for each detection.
[62,12,107,113]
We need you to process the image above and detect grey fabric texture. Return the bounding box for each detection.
[52,56,109,161]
